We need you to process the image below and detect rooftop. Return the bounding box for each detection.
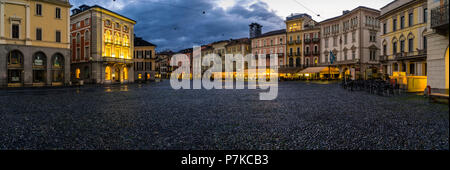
[71,4,137,23]
[320,6,380,23]
[286,13,312,21]
[134,36,156,47]
[253,29,286,39]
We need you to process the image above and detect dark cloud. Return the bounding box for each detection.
[70,0,284,51]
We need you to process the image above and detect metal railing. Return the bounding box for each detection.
[102,56,134,64]
[312,38,320,43]
[431,3,449,30]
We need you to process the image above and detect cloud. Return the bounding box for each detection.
[70,0,284,52]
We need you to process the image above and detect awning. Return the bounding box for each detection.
[278,67,303,74]
[299,67,339,74]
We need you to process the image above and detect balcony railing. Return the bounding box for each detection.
[295,40,302,44]
[379,55,389,62]
[312,38,320,43]
[304,39,311,43]
[312,51,320,56]
[394,50,427,60]
[295,52,301,56]
[102,56,134,64]
[431,3,449,31]
[304,51,311,56]
[288,41,294,45]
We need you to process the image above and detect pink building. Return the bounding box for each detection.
[251,29,287,67]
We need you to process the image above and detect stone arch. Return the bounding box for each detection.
[105,66,111,80]
[32,51,47,83]
[392,36,398,43]
[51,53,65,83]
[7,50,24,84]
[399,34,406,41]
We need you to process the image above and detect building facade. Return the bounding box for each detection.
[285,13,315,68]
[0,0,71,87]
[321,7,381,80]
[251,29,286,67]
[426,0,448,93]
[156,50,173,79]
[303,26,321,67]
[134,36,156,82]
[70,5,136,84]
[379,0,428,91]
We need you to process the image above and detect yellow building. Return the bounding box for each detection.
[285,13,315,68]
[0,0,71,87]
[70,4,136,84]
[379,0,428,92]
[224,38,250,79]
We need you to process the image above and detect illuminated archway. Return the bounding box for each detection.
[446,47,449,89]
[105,66,111,80]
[75,68,81,79]
[123,67,128,80]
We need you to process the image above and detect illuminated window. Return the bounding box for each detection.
[123,35,129,46]
[105,66,111,80]
[105,45,111,57]
[76,68,81,79]
[138,73,142,79]
[104,30,112,43]
[123,48,129,59]
[115,33,121,44]
[115,47,121,58]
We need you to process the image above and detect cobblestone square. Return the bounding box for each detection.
[0,81,448,150]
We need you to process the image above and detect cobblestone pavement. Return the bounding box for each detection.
[0,81,448,150]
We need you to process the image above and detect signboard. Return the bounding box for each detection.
[34,59,43,66]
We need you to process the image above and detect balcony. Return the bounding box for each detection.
[295,52,301,56]
[304,51,311,56]
[312,51,320,56]
[288,41,294,45]
[104,39,113,44]
[304,39,311,44]
[312,38,320,43]
[394,50,427,61]
[102,56,134,64]
[431,3,449,33]
[379,55,389,62]
[295,40,302,44]
[288,53,293,57]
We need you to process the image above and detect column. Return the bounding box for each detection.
[25,4,31,45]
[0,2,5,39]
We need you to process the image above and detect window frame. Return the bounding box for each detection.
[36,28,42,41]
[36,4,42,16]
[12,24,20,39]
[55,7,61,19]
